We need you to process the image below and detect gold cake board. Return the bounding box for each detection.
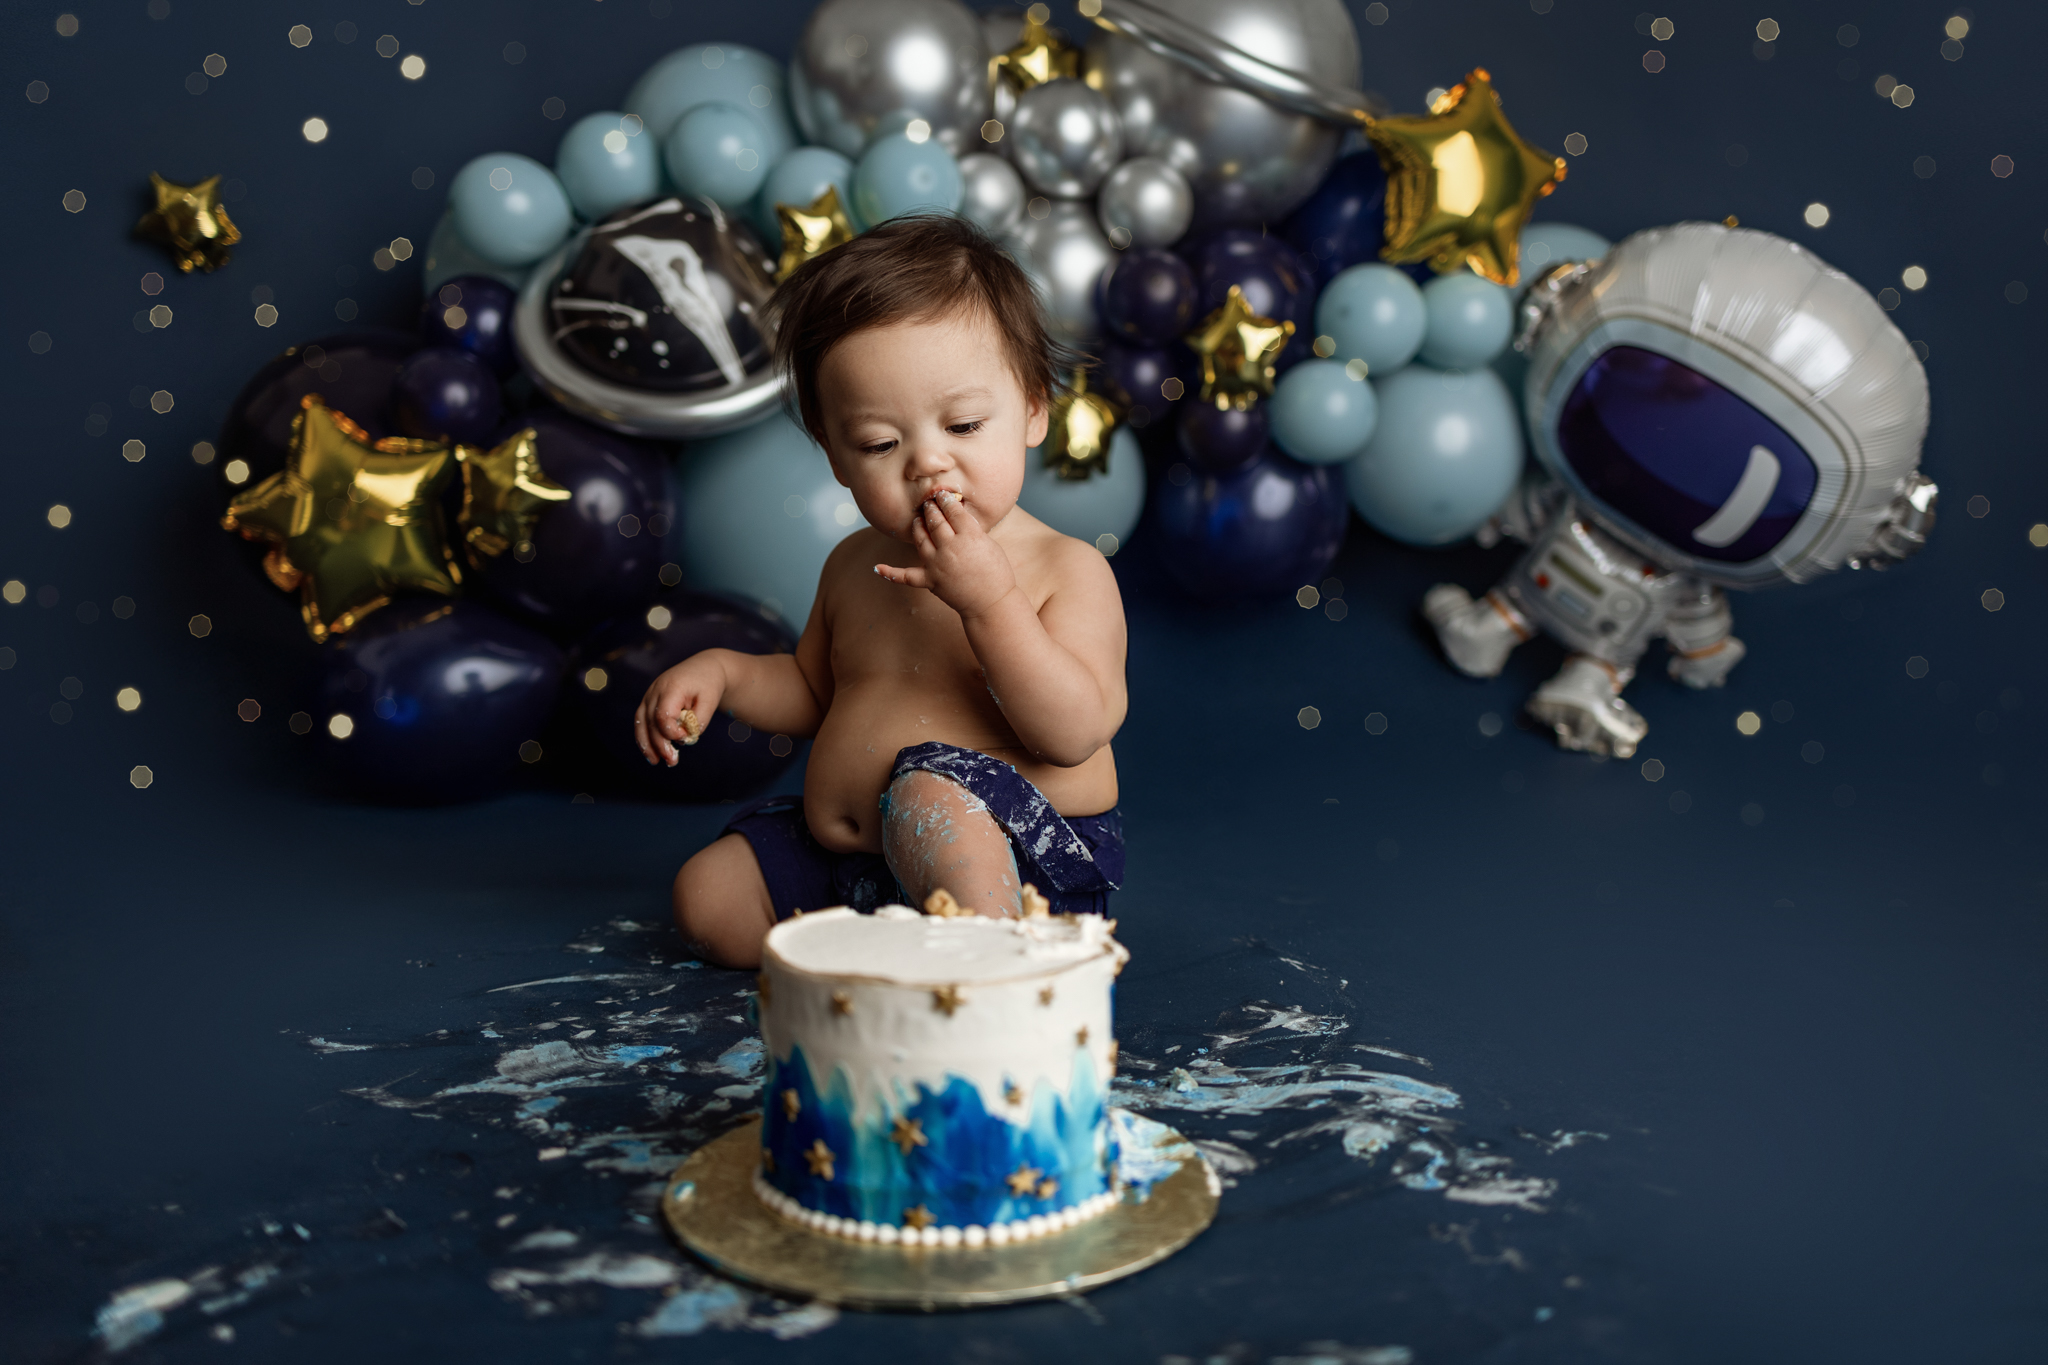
[661,1116,1218,1310]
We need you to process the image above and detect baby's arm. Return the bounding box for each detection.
[879,495,1126,767]
[633,595,833,766]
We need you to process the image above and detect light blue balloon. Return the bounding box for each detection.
[448,153,574,267]
[1269,359,1381,464]
[752,146,856,246]
[555,111,662,221]
[852,133,963,227]
[1346,366,1524,546]
[624,43,798,169]
[422,211,531,294]
[1418,272,1514,371]
[1518,221,1612,278]
[663,102,770,211]
[678,410,868,626]
[1016,428,1146,550]
[1315,264,1426,377]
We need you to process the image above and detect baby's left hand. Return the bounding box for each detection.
[876,492,1017,618]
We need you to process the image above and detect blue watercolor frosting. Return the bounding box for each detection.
[761,1044,1114,1228]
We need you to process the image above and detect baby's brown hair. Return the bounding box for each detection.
[770,214,1061,449]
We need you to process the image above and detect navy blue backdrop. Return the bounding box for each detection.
[3,2,2044,1362]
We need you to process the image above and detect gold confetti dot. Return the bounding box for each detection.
[1094,532,1119,557]
[129,765,154,789]
[400,54,426,80]
[1641,758,1665,782]
[1,581,24,605]
[519,739,543,763]
[47,504,72,529]
[223,459,251,485]
[1296,585,1321,609]
[62,189,85,212]
[237,698,261,722]
[1904,655,1929,679]
[1901,265,1928,291]
[1651,17,1674,40]
[1312,334,1336,358]
[289,711,313,734]
[253,303,279,328]
[646,605,672,631]
[1563,131,1588,156]
[1735,710,1762,735]
[1991,154,2014,178]
[123,440,146,463]
[1981,588,2006,612]
[582,666,610,691]
[1642,50,1666,73]
[1363,2,1388,24]
[303,117,330,143]
[188,613,212,637]
[55,14,78,37]
[659,562,683,586]
[204,53,226,77]
[328,714,354,739]
[1755,18,1780,42]
[116,686,142,712]
[1890,83,1915,108]
[1297,706,1321,730]
[769,734,794,757]
[378,35,400,58]
[1945,15,1969,40]
[904,118,931,144]
[288,23,312,47]
[1803,202,1830,228]
[1363,711,1388,735]
[150,389,174,412]
[1343,358,1369,381]
[2028,524,2048,548]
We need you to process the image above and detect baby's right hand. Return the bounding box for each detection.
[634,658,723,766]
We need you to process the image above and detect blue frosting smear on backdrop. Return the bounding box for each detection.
[762,1044,1112,1227]
[1555,344,1818,563]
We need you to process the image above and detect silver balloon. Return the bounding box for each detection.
[1096,156,1193,249]
[1006,78,1124,200]
[1084,0,1359,226]
[1005,202,1117,343]
[957,152,1028,236]
[789,0,991,158]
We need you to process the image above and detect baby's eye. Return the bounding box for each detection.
[947,420,986,436]
[860,439,897,456]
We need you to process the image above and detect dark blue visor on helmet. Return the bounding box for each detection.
[1555,346,1818,564]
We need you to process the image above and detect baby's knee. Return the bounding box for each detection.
[672,835,774,968]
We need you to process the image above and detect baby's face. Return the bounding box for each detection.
[814,308,1048,543]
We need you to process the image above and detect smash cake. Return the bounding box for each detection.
[754,900,1128,1248]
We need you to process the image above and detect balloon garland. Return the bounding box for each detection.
[193,0,1933,794]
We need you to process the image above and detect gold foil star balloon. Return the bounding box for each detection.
[1042,368,1120,481]
[457,427,571,566]
[992,10,1080,93]
[774,185,856,281]
[135,173,242,273]
[1185,285,1295,411]
[222,396,462,642]
[1366,69,1566,286]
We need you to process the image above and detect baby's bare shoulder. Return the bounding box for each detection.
[1011,517,1120,602]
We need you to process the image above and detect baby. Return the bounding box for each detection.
[634,215,1129,969]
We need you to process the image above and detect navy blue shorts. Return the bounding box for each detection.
[719,742,1123,920]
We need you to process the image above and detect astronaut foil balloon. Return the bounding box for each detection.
[549,197,776,393]
[1423,222,1937,758]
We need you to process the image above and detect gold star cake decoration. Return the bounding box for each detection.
[991,8,1079,94]
[931,984,966,1016]
[136,172,241,273]
[221,396,460,642]
[1365,68,1566,286]
[804,1139,836,1180]
[889,1117,929,1154]
[1006,1163,1044,1196]
[902,1204,936,1230]
[781,1088,801,1120]
[1041,370,1120,481]
[457,427,570,566]
[774,185,856,281]
[1185,286,1294,411]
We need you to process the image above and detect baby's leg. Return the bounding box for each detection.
[880,770,1022,919]
[672,834,777,968]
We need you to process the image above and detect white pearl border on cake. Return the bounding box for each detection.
[751,1169,1120,1248]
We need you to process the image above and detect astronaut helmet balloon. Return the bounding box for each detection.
[1521,222,1933,590]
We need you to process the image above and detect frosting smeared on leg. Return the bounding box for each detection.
[881,769,1023,918]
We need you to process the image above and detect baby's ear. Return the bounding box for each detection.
[1024,391,1050,449]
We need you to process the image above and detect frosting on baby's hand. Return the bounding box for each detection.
[676,708,703,746]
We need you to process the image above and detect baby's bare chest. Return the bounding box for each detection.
[825,573,1044,686]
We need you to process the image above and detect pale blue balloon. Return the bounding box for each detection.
[1269,359,1381,464]
[1418,272,1514,371]
[752,146,856,245]
[448,153,574,267]
[1518,221,1612,278]
[555,111,662,221]
[1315,264,1426,377]
[678,411,868,626]
[422,211,531,294]
[852,133,963,227]
[663,102,770,211]
[1346,366,1524,546]
[624,43,798,169]
[1016,428,1146,550]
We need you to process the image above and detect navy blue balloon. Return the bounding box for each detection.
[1151,449,1349,599]
[315,599,565,803]
[1096,342,1196,430]
[1099,248,1197,346]
[567,590,801,802]
[418,275,520,376]
[471,410,674,634]
[1175,402,1270,475]
[218,330,419,491]
[394,346,504,445]
[1281,151,1389,291]
[1188,230,1312,333]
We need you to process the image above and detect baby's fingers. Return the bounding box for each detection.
[876,562,933,590]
